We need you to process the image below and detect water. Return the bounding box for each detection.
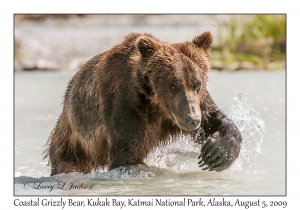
[14,70,285,196]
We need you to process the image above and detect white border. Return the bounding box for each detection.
[3,0,297,208]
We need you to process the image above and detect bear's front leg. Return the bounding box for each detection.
[198,91,242,172]
[107,111,147,171]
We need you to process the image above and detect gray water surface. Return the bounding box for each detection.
[14,70,285,196]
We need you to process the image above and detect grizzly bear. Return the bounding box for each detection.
[43,31,242,175]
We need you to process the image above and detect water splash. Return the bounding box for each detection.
[226,92,265,173]
[145,134,200,172]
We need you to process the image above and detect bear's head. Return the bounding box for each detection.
[136,32,213,132]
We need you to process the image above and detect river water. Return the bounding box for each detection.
[14,70,285,196]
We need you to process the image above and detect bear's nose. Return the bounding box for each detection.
[185,115,201,130]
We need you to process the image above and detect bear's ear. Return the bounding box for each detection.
[137,36,158,57]
[192,31,213,54]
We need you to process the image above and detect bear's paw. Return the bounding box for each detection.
[198,129,242,172]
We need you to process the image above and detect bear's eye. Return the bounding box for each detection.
[170,83,178,91]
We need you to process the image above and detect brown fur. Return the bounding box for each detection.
[44,32,242,175]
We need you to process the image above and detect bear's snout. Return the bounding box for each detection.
[184,115,201,131]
